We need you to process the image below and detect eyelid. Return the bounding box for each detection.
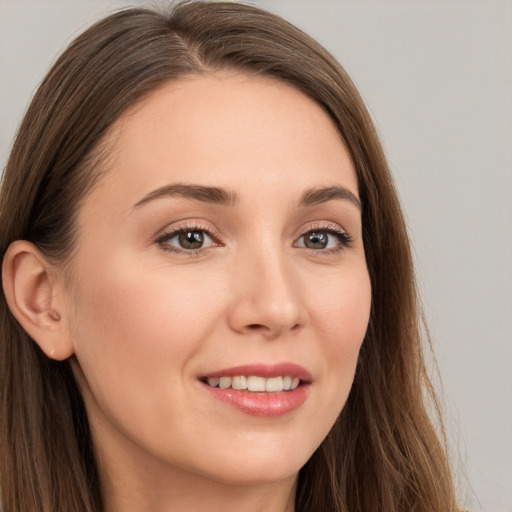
[153,219,353,255]
[155,220,222,254]
[293,221,353,252]
[294,221,348,238]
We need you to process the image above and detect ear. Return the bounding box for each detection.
[2,240,74,360]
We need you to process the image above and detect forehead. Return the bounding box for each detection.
[84,72,357,214]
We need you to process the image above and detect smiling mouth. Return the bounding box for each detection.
[199,365,311,416]
[202,375,301,392]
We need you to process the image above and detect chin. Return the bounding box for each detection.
[206,461,302,488]
[187,437,314,487]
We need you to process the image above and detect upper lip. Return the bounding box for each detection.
[201,363,312,382]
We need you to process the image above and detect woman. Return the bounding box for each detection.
[0,2,461,511]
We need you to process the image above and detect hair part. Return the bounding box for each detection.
[0,2,460,511]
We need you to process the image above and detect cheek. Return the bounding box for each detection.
[309,265,371,407]
[67,255,222,412]
[72,253,216,343]
[312,261,371,344]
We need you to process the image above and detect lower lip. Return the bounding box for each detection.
[201,382,310,417]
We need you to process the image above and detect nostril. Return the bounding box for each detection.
[247,323,267,331]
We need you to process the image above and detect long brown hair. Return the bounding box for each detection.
[0,2,460,511]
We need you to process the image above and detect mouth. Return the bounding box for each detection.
[201,375,301,392]
[199,363,311,417]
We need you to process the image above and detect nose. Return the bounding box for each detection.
[227,246,308,339]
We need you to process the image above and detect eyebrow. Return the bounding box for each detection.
[132,183,361,210]
[298,186,361,210]
[132,183,238,209]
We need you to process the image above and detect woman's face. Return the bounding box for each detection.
[65,73,371,487]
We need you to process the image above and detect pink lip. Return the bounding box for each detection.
[199,363,312,417]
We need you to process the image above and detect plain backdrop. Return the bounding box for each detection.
[1,1,511,511]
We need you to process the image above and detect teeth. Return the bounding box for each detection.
[247,376,266,391]
[206,375,301,392]
[232,376,247,390]
[207,377,220,387]
[219,376,232,389]
[265,376,283,392]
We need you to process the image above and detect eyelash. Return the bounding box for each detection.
[294,223,353,255]
[155,222,222,255]
[155,222,353,256]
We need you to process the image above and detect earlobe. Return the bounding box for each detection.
[2,240,74,361]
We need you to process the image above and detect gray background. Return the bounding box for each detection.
[1,1,511,510]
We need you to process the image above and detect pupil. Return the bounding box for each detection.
[305,232,328,249]
[179,230,204,249]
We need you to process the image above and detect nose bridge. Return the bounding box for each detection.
[228,235,306,337]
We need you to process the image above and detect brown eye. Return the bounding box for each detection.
[158,227,216,252]
[303,231,328,249]
[178,230,204,249]
[295,228,351,252]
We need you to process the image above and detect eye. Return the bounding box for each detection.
[295,227,351,252]
[156,226,218,253]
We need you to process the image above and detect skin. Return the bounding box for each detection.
[7,73,372,512]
